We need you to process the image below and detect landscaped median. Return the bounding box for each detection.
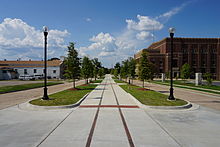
[0,82,63,94]
[114,79,188,108]
[152,80,220,95]
[30,84,97,106]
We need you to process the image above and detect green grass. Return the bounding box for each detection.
[90,79,103,83]
[114,79,126,83]
[120,84,187,106]
[152,80,220,95]
[30,84,97,106]
[0,82,63,94]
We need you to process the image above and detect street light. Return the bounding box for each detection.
[42,26,49,100]
[168,27,176,101]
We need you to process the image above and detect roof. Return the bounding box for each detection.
[0,60,63,68]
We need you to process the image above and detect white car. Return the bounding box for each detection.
[19,75,35,80]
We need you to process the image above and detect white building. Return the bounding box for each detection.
[0,60,64,80]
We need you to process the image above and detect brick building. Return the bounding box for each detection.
[134,38,220,80]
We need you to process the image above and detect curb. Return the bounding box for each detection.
[127,93,196,111]
[18,92,90,111]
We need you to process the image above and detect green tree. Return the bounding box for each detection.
[138,52,152,88]
[64,42,80,88]
[120,60,129,82]
[81,56,93,84]
[180,63,191,81]
[204,73,213,86]
[114,62,121,79]
[98,67,105,78]
[92,58,101,81]
[128,57,136,84]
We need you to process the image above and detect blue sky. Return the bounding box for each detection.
[0,0,220,67]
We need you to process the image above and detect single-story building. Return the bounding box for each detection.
[0,59,64,80]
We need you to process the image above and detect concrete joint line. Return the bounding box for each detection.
[144,110,183,147]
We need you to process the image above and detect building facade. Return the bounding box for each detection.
[0,60,64,80]
[134,38,220,80]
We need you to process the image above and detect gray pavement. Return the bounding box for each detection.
[0,75,220,146]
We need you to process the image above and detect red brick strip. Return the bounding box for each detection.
[80,105,139,108]
[85,80,107,147]
[110,84,135,147]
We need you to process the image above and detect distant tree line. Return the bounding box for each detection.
[64,42,109,88]
[112,51,156,87]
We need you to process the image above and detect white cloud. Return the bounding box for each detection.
[0,18,69,60]
[78,2,188,67]
[156,1,190,23]
[126,15,163,31]
[136,31,153,40]
[79,32,117,57]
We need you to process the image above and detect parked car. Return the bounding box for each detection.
[34,74,44,80]
[19,75,35,80]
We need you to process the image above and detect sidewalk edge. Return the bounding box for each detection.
[127,93,199,111]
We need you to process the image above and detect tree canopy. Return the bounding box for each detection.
[64,42,80,88]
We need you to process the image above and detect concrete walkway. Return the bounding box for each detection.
[0,75,220,146]
[0,80,85,110]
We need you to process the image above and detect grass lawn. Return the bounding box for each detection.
[30,84,97,106]
[120,84,187,106]
[0,82,63,94]
[90,79,103,83]
[152,80,220,95]
[114,79,126,83]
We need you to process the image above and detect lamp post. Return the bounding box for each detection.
[168,27,176,101]
[42,26,49,100]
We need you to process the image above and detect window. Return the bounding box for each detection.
[173,59,178,67]
[3,70,7,73]
[34,69,37,73]
[24,69,27,74]
[53,70,56,73]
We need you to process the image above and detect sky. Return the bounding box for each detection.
[0,0,220,67]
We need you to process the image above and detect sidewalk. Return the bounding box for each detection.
[0,75,220,146]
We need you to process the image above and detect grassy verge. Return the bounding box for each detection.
[90,79,103,83]
[30,84,97,106]
[152,81,220,95]
[0,82,63,94]
[120,84,187,106]
[114,79,126,83]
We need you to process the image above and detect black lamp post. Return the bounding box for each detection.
[42,26,49,100]
[168,27,176,101]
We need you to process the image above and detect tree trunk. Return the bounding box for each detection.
[128,78,130,84]
[143,80,144,88]
[95,76,96,81]
[73,78,75,88]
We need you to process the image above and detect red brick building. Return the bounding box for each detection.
[134,38,220,80]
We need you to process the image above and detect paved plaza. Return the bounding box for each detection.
[0,75,220,146]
